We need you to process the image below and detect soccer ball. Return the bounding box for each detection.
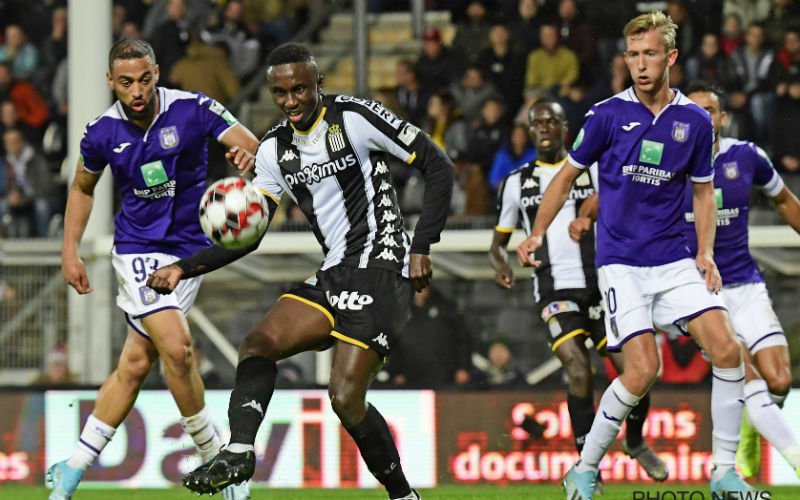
[199,177,269,249]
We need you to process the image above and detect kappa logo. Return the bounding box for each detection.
[326,290,374,310]
[378,233,400,247]
[378,180,392,192]
[241,400,264,417]
[377,194,393,208]
[521,177,538,189]
[376,248,399,262]
[113,142,131,153]
[381,211,398,223]
[380,225,398,235]
[621,121,641,132]
[374,161,389,175]
[280,149,299,163]
[372,333,389,348]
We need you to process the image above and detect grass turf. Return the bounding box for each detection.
[4,484,797,500]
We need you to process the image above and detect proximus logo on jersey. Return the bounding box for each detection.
[326,290,374,310]
[284,154,357,187]
[521,188,595,208]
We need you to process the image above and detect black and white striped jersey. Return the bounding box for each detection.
[254,94,445,277]
[495,159,598,301]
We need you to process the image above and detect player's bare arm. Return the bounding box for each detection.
[489,230,514,289]
[220,123,260,173]
[517,161,583,266]
[692,180,722,292]
[61,159,102,294]
[147,195,279,294]
[568,193,598,242]
[771,186,800,233]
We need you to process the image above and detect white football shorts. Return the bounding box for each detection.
[112,248,202,340]
[722,282,786,354]
[598,258,726,352]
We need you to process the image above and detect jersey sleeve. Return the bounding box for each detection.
[195,94,239,141]
[751,144,785,197]
[252,137,284,205]
[79,121,109,174]
[688,114,714,183]
[495,173,521,233]
[336,95,418,164]
[568,106,611,170]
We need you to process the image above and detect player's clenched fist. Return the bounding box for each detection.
[226,146,255,174]
[147,264,184,295]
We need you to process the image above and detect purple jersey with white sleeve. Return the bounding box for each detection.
[80,88,238,257]
[681,137,784,285]
[568,88,714,267]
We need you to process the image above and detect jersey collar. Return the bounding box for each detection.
[291,106,327,135]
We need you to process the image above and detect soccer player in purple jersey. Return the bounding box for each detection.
[684,81,800,479]
[516,12,757,499]
[47,39,258,500]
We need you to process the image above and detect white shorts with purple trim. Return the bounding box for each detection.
[598,259,726,352]
[112,248,202,340]
[722,282,786,354]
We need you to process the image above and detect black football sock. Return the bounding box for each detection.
[567,393,595,453]
[625,391,649,450]
[227,356,277,446]
[345,403,411,498]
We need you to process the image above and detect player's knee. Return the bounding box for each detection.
[563,360,593,394]
[160,340,194,377]
[764,369,791,396]
[622,357,659,392]
[328,381,366,426]
[709,336,742,367]
[240,328,280,361]
[118,352,153,386]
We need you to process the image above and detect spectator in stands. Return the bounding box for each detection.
[37,7,68,93]
[149,0,192,80]
[0,101,36,154]
[729,23,775,141]
[771,75,800,174]
[555,0,599,86]
[509,0,543,56]
[686,33,738,87]
[169,32,240,105]
[450,65,499,126]
[723,0,771,28]
[393,59,429,126]
[466,97,508,174]
[450,0,492,72]
[204,0,261,79]
[387,285,473,389]
[0,128,55,237]
[415,27,459,97]
[525,23,579,97]
[30,345,77,386]
[0,62,49,132]
[476,22,526,123]
[0,279,16,304]
[472,337,525,389]
[667,0,699,56]
[488,122,536,191]
[142,0,210,40]
[0,25,39,80]
[772,28,800,98]
[113,3,129,40]
[763,0,800,48]
[721,13,745,57]
[423,89,468,162]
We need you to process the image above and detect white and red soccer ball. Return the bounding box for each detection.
[199,177,269,249]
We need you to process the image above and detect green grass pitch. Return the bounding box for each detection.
[4,485,799,500]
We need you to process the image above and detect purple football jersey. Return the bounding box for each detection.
[80,88,238,257]
[568,88,714,267]
[681,137,784,285]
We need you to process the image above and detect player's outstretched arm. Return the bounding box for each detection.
[692,180,722,293]
[407,135,455,292]
[147,196,279,294]
[771,186,800,234]
[220,123,260,174]
[517,161,582,266]
[61,159,102,294]
[489,230,514,289]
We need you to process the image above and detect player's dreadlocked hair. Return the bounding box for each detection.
[108,38,156,70]
[685,80,727,110]
[266,42,317,68]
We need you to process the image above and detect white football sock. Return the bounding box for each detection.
[769,391,787,407]
[710,364,745,479]
[181,407,222,462]
[745,380,800,468]
[67,414,116,470]
[575,378,641,473]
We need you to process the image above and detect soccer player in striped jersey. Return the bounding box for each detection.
[517,12,756,499]
[683,81,800,479]
[147,42,454,500]
[490,98,667,489]
[48,39,257,500]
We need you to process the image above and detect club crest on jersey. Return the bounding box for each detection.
[398,123,419,146]
[723,161,739,179]
[671,121,690,143]
[139,285,159,306]
[158,126,180,149]
[327,124,346,152]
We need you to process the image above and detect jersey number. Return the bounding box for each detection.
[604,287,617,315]
[132,257,159,283]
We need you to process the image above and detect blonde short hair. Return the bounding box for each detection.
[623,11,678,52]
